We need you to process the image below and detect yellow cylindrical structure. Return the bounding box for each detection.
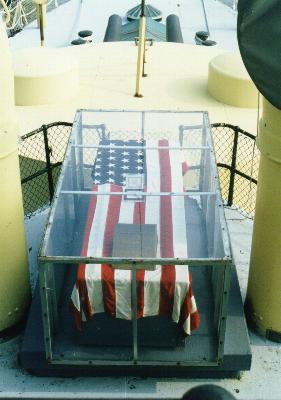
[245,97,281,341]
[0,18,30,333]
[13,47,79,106]
[208,52,258,108]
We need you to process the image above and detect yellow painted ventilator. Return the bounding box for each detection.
[13,47,79,106]
[208,52,258,108]
[245,97,281,340]
[0,18,30,332]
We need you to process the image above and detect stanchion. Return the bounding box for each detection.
[135,0,146,97]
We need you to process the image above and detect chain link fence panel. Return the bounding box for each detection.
[2,0,71,37]
[212,123,259,217]
[19,122,72,216]
[18,122,259,218]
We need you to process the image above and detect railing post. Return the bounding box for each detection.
[135,0,146,97]
[227,126,239,206]
[42,124,54,201]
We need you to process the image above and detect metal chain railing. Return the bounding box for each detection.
[18,122,259,217]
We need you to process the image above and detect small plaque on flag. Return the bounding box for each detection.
[111,223,157,270]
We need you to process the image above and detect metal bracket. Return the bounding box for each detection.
[134,37,154,46]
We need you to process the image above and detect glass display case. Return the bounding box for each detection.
[38,110,232,368]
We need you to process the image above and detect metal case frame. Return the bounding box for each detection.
[38,110,232,368]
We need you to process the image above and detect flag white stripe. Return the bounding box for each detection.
[87,184,110,257]
[143,140,161,317]
[85,184,110,314]
[169,142,190,324]
[169,141,188,258]
[70,283,81,312]
[115,199,134,319]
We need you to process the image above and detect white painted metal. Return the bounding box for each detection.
[9,0,238,51]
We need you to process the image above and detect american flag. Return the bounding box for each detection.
[71,139,200,335]
[91,139,147,186]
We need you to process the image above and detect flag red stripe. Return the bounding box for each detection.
[76,185,98,327]
[191,310,201,331]
[101,184,122,318]
[133,201,146,318]
[182,161,189,176]
[159,139,174,258]
[159,139,175,316]
[180,284,200,331]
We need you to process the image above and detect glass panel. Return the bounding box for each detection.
[41,262,228,365]
[43,191,225,259]
[39,111,232,366]
[60,145,213,193]
[46,263,134,362]
[136,263,221,364]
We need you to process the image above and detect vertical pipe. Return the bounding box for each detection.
[35,2,47,28]
[140,0,145,17]
[201,0,210,36]
[245,97,281,342]
[131,263,138,361]
[43,125,54,201]
[0,17,30,333]
[142,43,147,77]
[227,127,238,206]
[134,15,146,97]
[39,3,44,46]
